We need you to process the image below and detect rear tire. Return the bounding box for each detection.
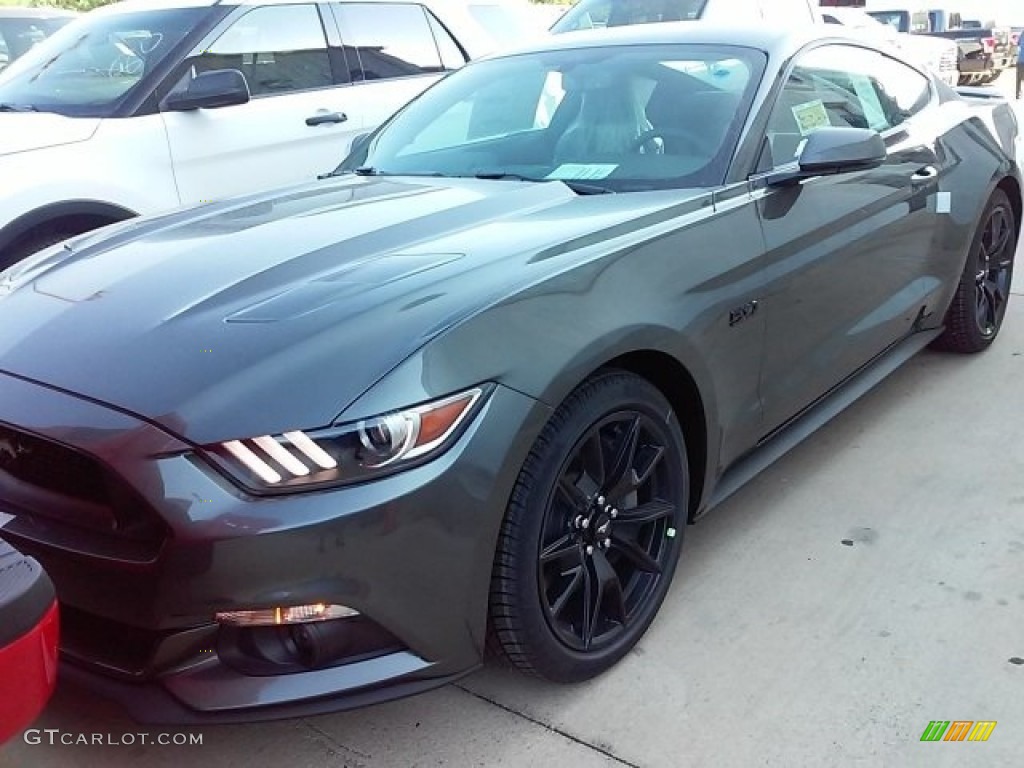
[489,371,688,683]
[932,188,1017,353]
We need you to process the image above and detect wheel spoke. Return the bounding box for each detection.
[557,475,589,510]
[578,432,605,496]
[581,548,625,648]
[615,499,676,526]
[607,443,665,502]
[549,566,584,619]
[541,533,581,566]
[989,209,1011,255]
[976,282,993,331]
[602,415,641,499]
[986,276,1006,314]
[610,529,663,574]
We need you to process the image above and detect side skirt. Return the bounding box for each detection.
[705,327,944,513]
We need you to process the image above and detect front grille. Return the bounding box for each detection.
[0,424,108,506]
[0,423,166,544]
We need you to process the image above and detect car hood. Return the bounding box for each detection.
[0,112,101,157]
[0,175,705,444]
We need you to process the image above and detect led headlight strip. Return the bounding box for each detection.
[213,387,483,489]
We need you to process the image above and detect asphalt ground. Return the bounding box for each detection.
[1,69,1022,768]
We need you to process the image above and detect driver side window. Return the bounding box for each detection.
[758,45,910,171]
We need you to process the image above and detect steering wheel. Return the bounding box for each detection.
[629,129,665,154]
[629,127,711,155]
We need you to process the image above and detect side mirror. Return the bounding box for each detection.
[766,127,886,186]
[164,69,250,112]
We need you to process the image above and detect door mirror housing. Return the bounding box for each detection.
[765,127,886,186]
[164,69,250,112]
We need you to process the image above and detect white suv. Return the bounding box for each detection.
[551,0,820,32]
[0,0,539,268]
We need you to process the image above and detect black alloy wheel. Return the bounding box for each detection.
[973,198,1014,338]
[933,188,1017,353]
[489,371,688,683]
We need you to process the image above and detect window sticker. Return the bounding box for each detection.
[546,164,618,180]
[791,99,830,135]
[848,73,889,132]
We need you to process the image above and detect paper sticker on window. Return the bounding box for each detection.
[791,99,830,135]
[848,74,889,132]
[546,164,617,181]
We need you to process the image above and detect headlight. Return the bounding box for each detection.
[203,386,486,493]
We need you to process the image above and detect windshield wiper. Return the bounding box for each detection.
[472,172,612,195]
[473,171,533,181]
[560,180,614,196]
[0,103,39,113]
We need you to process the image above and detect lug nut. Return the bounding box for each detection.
[586,545,595,555]
[610,508,618,518]
[603,538,611,549]
[597,495,605,505]
[582,518,590,529]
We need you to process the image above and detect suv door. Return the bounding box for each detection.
[750,43,942,432]
[159,3,352,204]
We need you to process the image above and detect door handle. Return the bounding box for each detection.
[305,111,347,127]
[911,166,938,182]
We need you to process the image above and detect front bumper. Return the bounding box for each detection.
[0,371,547,722]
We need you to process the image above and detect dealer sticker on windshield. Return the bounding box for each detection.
[546,164,618,181]
[791,99,830,136]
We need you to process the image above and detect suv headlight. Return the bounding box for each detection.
[202,387,486,493]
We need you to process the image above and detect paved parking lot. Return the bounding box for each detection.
[2,73,1023,768]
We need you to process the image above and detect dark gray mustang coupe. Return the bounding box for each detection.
[0,23,1018,721]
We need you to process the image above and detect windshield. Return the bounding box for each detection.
[0,7,209,117]
[339,43,765,192]
[552,0,708,33]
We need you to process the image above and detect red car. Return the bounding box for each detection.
[0,536,59,744]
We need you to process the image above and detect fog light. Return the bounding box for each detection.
[215,603,359,626]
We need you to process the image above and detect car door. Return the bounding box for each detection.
[159,3,358,205]
[328,2,465,139]
[750,43,942,432]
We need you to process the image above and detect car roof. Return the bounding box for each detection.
[491,20,865,59]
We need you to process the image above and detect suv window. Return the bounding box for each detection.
[552,0,708,33]
[200,4,332,96]
[333,3,446,81]
[759,45,930,170]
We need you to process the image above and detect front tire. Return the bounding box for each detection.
[933,188,1017,353]
[489,371,688,683]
